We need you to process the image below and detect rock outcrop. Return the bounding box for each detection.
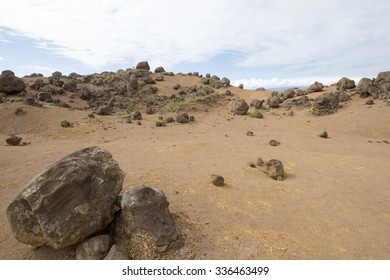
[337,77,355,91]
[6,146,124,249]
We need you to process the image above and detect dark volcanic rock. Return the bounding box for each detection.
[211,174,225,186]
[230,99,249,115]
[176,112,190,123]
[308,81,324,93]
[6,146,124,249]
[6,135,22,146]
[0,70,26,94]
[312,92,339,116]
[257,158,285,180]
[116,185,177,252]
[337,77,355,91]
[136,61,150,71]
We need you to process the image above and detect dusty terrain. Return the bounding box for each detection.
[0,74,389,259]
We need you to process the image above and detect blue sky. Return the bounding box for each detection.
[0,0,389,88]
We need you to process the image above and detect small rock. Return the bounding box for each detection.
[96,105,111,116]
[238,83,244,89]
[131,111,142,120]
[269,139,280,146]
[176,112,190,123]
[136,120,141,125]
[165,117,174,123]
[257,158,285,180]
[319,131,328,138]
[211,174,225,186]
[249,163,256,168]
[61,120,73,128]
[246,131,254,136]
[76,235,113,260]
[6,135,22,146]
[365,99,374,105]
[14,108,26,116]
[382,140,389,144]
[146,107,155,115]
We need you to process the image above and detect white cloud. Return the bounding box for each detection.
[232,76,362,89]
[0,56,3,61]
[0,0,389,77]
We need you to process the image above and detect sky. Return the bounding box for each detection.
[0,0,389,89]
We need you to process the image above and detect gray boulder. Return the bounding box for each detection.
[308,81,324,93]
[211,174,225,186]
[154,66,166,73]
[230,99,249,115]
[312,92,339,115]
[76,235,113,260]
[337,77,355,91]
[357,77,374,97]
[116,185,177,253]
[373,71,390,99]
[0,70,26,94]
[136,61,150,71]
[6,146,124,249]
[176,111,190,123]
[221,77,230,87]
[257,158,285,180]
[131,110,142,120]
[96,105,111,116]
[268,96,281,108]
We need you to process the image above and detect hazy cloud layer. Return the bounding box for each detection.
[0,0,389,86]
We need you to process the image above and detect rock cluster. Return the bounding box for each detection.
[6,147,178,259]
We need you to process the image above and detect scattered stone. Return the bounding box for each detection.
[51,71,63,79]
[165,117,174,123]
[238,83,244,89]
[250,99,264,109]
[6,146,124,249]
[136,120,141,125]
[246,131,254,136]
[173,84,181,90]
[366,99,374,105]
[268,96,280,108]
[131,111,142,120]
[96,105,111,116]
[155,75,164,81]
[146,107,155,115]
[249,110,263,118]
[312,92,339,115]
[308,81,324,93]
[0,70,26,94]
[230,99,249,115]
[249,163,256,168]
[269,139,280,146]
[319,131,328,138]
[14,107,26,116]
[25,97,36,106]
[6,135,22,146]
[337,77,355,90]
[257,158,285,180]
[154,66,166,73]
[211,175,225,186]
[189,116,195,122]
[136,61,150,71]
[116,185,177,255]
[61,120,73,128]
[76,235,113,260]
[176,112,190,123]
[104,244,129,260]
[382,140,389,144]
[221,77,230,87]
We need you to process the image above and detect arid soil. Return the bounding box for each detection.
[1,74,389,259]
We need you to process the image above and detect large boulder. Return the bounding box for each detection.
[357,77,374,97]
[136,61,150,71]
[337,77,355,91]
[308,81,324,93]
[230,99,249,115]
[0,70,26,94]
[373,71,390,99]
[6,146,124,249]
[154,66,166,73]
[116,185,177,255]
[312,92,339,115]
